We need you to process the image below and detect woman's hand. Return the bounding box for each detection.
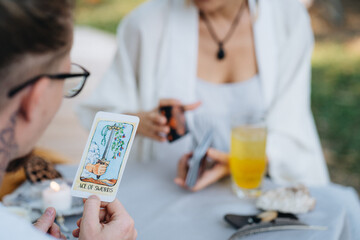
[135,108,169,142]
[134,99,200,142]
[174,148,230,191]
[72,196,137,240]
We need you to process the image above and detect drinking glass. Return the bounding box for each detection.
[229,121,267,198]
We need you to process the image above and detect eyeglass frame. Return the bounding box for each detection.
[7,63,90,98]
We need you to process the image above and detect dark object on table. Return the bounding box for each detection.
[24,154,62,183]
[5,153,31,173]
[224,211,298,229]
[0,148,68,200]
[160,105,188,142]
[228,218,326,240]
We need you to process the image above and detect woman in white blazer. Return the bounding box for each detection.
[77,0,330,187]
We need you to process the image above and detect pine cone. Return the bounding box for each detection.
[24,155,62,183]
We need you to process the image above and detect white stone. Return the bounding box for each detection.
[256,185,316,214]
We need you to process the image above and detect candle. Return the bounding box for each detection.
[42,181,72,212]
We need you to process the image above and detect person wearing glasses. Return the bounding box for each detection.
[0,0,136,239]
[78,0,330,188]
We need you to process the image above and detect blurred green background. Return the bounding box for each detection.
[75,0,360,192]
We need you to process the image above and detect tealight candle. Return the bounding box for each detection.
[42,181,72,212]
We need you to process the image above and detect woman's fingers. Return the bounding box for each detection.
[141,110,170,141]
[174,177,185,187]
[149,111,167,125]
[136,110,167,141]
[138,99,200,142]
[183,101,201,111]
[159,99,182,107]
[159,99,201,112]
[174,148,230,192]
[207,148,229,164]
[137,100,200,142]
[174,153,192,187]
[151,124,170,135]
[147,130,167,142]
[136,112,167,141]
[192,164,230,192]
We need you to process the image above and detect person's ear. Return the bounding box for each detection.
[19,77,50,122]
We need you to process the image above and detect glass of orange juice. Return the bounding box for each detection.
[229,121,267,198]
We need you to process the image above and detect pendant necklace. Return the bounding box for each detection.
[200,1,246,60]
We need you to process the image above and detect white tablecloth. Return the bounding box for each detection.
[58,157,360,240]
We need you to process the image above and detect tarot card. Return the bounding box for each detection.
[159,105,189,142]
[185,130,213,188]
[71,112,139,202]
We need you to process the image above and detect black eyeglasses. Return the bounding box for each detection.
[8,63,90,98]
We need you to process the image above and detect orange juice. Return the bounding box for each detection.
[230,126,267,192]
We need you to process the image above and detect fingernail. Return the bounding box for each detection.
[45,208,55,217]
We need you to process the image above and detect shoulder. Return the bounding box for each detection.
[260,0,311,35]
[118,0,173,34]
[267,0,309,19]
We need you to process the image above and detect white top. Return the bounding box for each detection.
[77,0,330,186]
[192,75,265,152]
[0,204,53,240]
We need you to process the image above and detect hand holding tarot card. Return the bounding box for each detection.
[71,112,139,202]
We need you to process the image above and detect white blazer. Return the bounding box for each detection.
[77,0,330,186]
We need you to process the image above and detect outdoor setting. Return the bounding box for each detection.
[75,0,360,192]
[0,0,359,239]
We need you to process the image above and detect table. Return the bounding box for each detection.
[58,157,360,240]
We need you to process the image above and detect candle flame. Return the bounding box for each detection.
[50,181,60,192]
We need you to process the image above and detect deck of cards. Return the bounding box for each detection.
[71,112,139,202]
[185,130,213,188]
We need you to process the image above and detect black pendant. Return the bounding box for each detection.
[217,43,225,60]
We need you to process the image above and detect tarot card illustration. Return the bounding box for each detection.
[79,121,133,187]
[72,112,139,202]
